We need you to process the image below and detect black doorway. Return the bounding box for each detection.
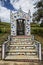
[17,19,25,35]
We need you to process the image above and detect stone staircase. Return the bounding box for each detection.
[5,36,39,60]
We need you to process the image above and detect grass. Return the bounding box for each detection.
[34,34,43,48]
[31,26,43,37]
[31,23,43,48]
[31,27,43,29]
[0,22,10,33]
[0,22,10,44]
[0,33,10,44]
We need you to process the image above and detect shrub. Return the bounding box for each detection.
[31,27,43,37]
[40,23,43,27]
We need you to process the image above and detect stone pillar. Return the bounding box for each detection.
[2,44,5,59]
[25,20,30,36]
[10,11,17,36]
[32,35,34,40]
[39,44,41,60]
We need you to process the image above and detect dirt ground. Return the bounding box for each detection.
[0,60,43,65]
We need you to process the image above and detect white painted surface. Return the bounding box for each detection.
[11,8,31,36]
[2,44,5,59]
[39,44,41,60]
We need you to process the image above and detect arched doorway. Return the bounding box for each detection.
[16,19,25,35]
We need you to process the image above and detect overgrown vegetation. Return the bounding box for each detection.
[0,22,10,33]
[31,22,43,47]
[0,22,10,44]
[31,23,43,37]
[40,21,43,27]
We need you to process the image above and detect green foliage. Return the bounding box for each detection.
[31,27,43,37]
[0,22,10,34]
[31,23,40,27]
[0,18,1,22]
[31,23,43,37]
[31,28,43,37]
[0,22,10,44]
[40,21,43,27]
[33,0,43,22]
[36,1,43,8]
[0,33,9,44]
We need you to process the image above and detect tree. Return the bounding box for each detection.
[33,0,43,23]
[40,20,43,27]
[0,18,1,22]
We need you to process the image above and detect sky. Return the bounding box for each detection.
[0,0,38,22]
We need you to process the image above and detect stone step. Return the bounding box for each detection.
[6,49,37,53]
[5,55,38,60]
[7,52,37,56]
[9,44,34,47]
[9,46,35,50]
[11,38,33,41]
[11,37,32,42]
[11,36,34,45]
[9,45,35,50]
[12,35,32,39]
[10,43,33,46]
[11,41,33,44]
[11,39,32,42]
[10,38,34,45]
[10,43,34,46]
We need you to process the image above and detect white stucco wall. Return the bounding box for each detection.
[11,8,31,36]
